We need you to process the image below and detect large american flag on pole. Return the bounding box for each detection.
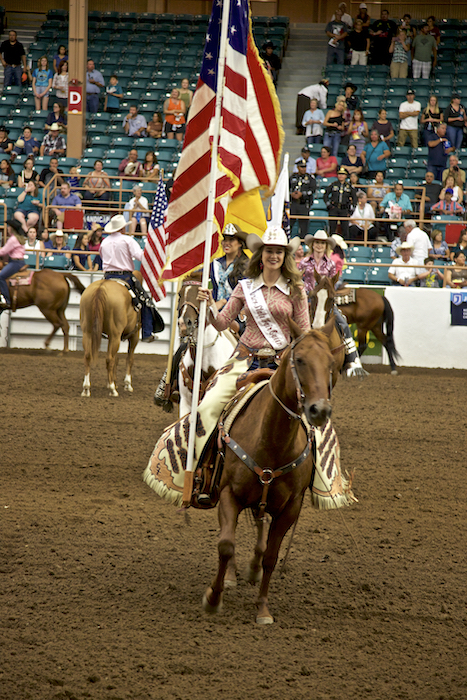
[141,178,168,302]
[162,0,283,280]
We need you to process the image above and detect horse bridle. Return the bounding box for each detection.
[268,333,308,421]
[178,281,221,349]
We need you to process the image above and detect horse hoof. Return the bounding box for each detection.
[81,389,90,398]
[391,370,398,376]
[109,391,119,397]
[246,565,263,584]
[202,589,223,614]
[224,577,237,589]
[123,385,133,393]
[256,615,274,625]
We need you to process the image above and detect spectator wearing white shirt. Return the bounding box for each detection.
[388,241,419,285]
[331,2,353,29]
[404,219,432,270]
[397,89,421,148]
[296,79,329,134]
[302,98,325,144]
[349,191,377,240]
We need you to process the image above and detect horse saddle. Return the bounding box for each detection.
[9,268,34,287]
[334,286,356,306]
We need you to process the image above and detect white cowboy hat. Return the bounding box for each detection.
[50,122,60,131]
[104,214,128,233]
[331,233,348,250]
[246,225,301,254]
[50,230,69,245]
[222,222,248,243]
[304,230,336,249]
[396,241,414,256]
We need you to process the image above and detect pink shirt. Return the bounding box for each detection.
[0,235,25,259]
[298,254,337,294]
[99,231,142,271]
[210,275,310,350]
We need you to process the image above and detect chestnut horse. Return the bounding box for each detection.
[202,318,335,625]
[80,278,140,397]
[308,273,345,387]
[0,263,85,352]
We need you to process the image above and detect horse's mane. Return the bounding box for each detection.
[184,269,203,283]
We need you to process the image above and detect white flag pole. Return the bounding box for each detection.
[182,0,232,506]
[268,152,289,227]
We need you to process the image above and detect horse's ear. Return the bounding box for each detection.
[331,273,340,288]
[314,270,321,283]
[288,317,303,339]
[320,315,335,338]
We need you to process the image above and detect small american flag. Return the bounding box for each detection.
[141,178,168,301]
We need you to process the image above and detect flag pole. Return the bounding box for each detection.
[182,0,232,507]
[164,276,183,395]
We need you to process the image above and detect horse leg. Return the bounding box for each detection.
[55,305,70,353]
[371,324,398,375]
[203,486,241,614]
[355,327,368,356]
[39,307,63,352]
[246,511,268,585]
[256,499,303,625]
[106,337,120,397]
[123,331,138,392]
[81,335,92,398]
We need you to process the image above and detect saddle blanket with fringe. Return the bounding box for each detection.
[335,287,356,306]
[10,270,35,286]
[143,356,356,511]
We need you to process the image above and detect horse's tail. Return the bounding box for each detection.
[382,296,401,361]
[63,273,86,295]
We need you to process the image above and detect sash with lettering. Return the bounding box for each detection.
[240,278,288,350]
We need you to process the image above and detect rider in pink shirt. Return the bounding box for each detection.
[0,219,26,309]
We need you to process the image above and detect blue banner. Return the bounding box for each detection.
[450,291,467,326]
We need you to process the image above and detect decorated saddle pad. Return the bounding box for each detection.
[309,418,357,509]
[10,270,35,287]
[334,287,356,306]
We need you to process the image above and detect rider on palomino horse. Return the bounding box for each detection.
[100,214,162,342]
[0,219,26,310]
[298,229,368,377]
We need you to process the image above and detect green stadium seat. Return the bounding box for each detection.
[341,265,368,283]
[43,255,70,270]
[366,266,389,284]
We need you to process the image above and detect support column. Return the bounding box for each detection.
[67,0,88,159]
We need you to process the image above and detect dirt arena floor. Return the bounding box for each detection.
[1,348,466,700]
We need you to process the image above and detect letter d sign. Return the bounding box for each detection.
[68,86,82,114]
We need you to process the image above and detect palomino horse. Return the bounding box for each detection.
[80,277,140,397]
[0,263,85,352]
[202,317,335,625]
[338,287,400,375]
[308,272,345,387]
[175,271,237,417]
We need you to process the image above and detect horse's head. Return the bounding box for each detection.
[177,271,203,340]
[284,317,334,427]
[308,272,339,329]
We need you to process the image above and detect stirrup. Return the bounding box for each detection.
[345,358,369,378]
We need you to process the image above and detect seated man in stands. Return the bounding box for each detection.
[39,156,64,189]
[51,181,82,226]
[11,126,40,160]
[40,123,66,158]
[0,124,13,155]
[118,148,143,179]
[380,182,413,240]
[388,241,418,286]
[442,154,466,189]
[123,105,148,138]
[415,171,442,217]
[349,190,377,240]
[430,187,465,215]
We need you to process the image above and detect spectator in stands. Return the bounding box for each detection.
[412,25,437,80]
[388,241,418,286]
[118,149,143,179]
[52,60,69,108]
[323,101,346,157]
[51,182,82,226]
[296,80,329,134]
[0,158,15,190]
[440,175,463,203]
[450,229,467,260]
[371,108,395,146]
[32,56,53,111]
[178,78,193,114]
[123,105,147,138]
[142,151,160,181]
[347,108,368,157]
[147,112,164,139]
[293,146,316,175]
[39,228,53,256]
[13,181,43,233]
[40,123,66,157]
[127,185,150,236]
[17,157,40,189]
[443,250,467,287]
[330,233,347,279]
[325,8,348,65]
[0,125,13,155]
[380,183,413,240]
[426,16,441,45]
[397,89,421,148]
[45,102,67,131]
[389,27,410,78]
[104,75,123,114]
[82,160,111,202]
[72,232,92,271]
[39,157,64,189]
[426,123,455,182]
[315,145,338,179]
[344,83,359,112]
[442,154,466,188]
[415,172,442,216]
[418,257,444,287]
[86,59,105,114]
[347,19,370,65]
[67,166,80,196]
[49,230,71,259]
[400,14,416,41]
[53,45,68,73]
[88,224,104,271]
[25,226,41,252]
[261,41,281,84]
[355,4,371,28]
[163,88,186,142]
[367,170,391,213]
[429,229,450,261]
[430,188,465,215]
[404,219,432,267]
[444,95,467,152]
[362,130,390,180]
[331,2,353,29]
[421,96,443,147]
[349,172,361,188]
[341,143,363,177]
[369,9,397,66]
[390,225,407,258]
[323,166,357,238]
[0,30,26,88]
[349,190,377,240]
[302,98,325,144]
[289,159,316,239]
[11,127,40,160]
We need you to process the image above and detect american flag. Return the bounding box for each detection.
[141,178,168,301]
[162,0,283,280]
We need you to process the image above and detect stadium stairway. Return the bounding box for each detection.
[276,23,327,169]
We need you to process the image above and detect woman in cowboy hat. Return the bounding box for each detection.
[210,223,250,308]
[49,229,71,260]
[0,219,26,309]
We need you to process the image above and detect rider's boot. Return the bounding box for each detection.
[343,336,369,378]
[0,294,10,309]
